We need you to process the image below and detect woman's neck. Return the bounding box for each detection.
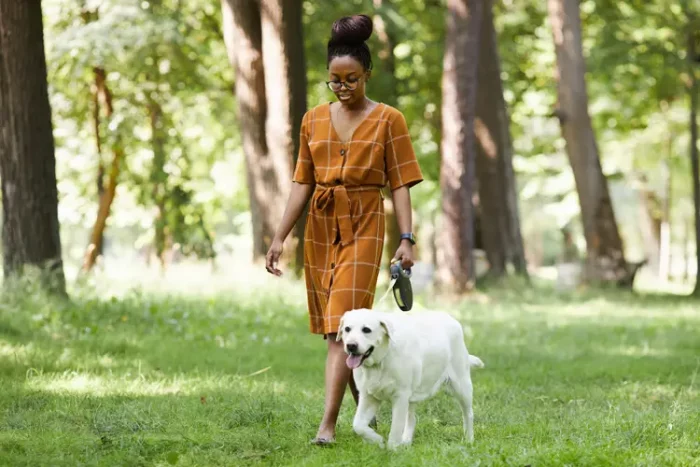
[340,96,370,113]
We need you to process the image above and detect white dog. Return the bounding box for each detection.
[337,308,484,450]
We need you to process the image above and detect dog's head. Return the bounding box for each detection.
[336,308,394,369]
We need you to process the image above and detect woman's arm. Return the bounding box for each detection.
[392,185,413,238]
[274,182,314,243]
[391,185,416,268]
[266,182,315,275]
[383,110,423,268]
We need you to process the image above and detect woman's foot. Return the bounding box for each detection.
[310,437,334,446]
[311,425,336,445]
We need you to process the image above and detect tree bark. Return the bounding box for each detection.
[659,158,672,279]
[437,0,483,292]
[688,29,700,296]
[547,0,629,286]
[83,7,104,260]
[92,72,105,258]
[0,0,66,293]
[373,0,401,274]
[474,0,528,279]
[636,176,661,274]
[149,100,168,271]
[222,0,288,261]
[81,67,123,273]
[685,220,692,283]
[260,0,307,276]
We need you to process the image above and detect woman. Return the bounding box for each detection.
[265,14,423,444]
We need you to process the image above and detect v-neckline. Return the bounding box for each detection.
[328,101,383,145]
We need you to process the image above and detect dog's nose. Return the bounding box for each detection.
[346,343,358,353]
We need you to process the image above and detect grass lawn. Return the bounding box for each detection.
[1,274,699,466]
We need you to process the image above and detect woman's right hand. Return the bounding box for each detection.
[264,182,314,277]
[265,237,284,276]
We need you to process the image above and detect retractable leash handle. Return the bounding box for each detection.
[390,260,413,311]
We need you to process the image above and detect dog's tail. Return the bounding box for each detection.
[468,355,484,369]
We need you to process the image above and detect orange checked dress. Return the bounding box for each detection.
[292,102,423,336]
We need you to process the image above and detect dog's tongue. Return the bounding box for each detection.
[346,354,363,369]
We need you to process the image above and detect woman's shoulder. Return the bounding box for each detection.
[375,103,411,132]
[377,103,406,122]
[303,102,331,120]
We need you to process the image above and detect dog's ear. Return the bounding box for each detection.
[379,316,395,343]
[336,316,345,342]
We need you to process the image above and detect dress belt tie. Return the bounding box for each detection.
[314,184,382,246]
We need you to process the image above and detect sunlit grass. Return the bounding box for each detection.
[1,267,699,466]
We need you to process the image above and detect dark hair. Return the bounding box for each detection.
[327,14,373,71]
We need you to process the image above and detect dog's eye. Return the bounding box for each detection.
[362,327,372,334]
[344,326,351,333]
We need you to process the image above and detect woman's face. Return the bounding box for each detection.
[328,55,369,107]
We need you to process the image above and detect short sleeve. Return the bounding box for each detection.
[385,111,424,190]
[293,111,315,184]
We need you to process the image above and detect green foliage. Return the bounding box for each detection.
[43,0,239,266]
[492,0,698,262]
[34,0,699,273]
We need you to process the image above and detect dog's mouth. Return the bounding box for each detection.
[346,346,374,369]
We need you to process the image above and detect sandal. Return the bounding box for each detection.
[310,436,335,446]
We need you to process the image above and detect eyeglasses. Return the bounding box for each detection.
[326,77,362,92]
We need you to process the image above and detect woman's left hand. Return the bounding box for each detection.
[392,240,415,270]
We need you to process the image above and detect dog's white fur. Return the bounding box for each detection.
[337,308,484,450]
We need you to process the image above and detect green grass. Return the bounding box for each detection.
[1,278,699,466]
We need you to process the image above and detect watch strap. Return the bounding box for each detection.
[400,232,416,245]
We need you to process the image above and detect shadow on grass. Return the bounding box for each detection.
[0,388,320,466]
[462,274,698,307]
[2,279,699,386]
[1,281,699,466]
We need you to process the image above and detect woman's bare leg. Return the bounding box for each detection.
[314,334,352,441]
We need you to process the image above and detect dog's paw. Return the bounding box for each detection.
[387,439,410,451]
[360,435,384,448]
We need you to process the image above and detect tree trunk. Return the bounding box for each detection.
[0,1,66,294]
[437,0,483,292]
[92,76,105,258]
[685,220,692,283]
[636,177,661,275]
[373,0,401,274]
[547,0,629,286]
[84,8,104,260]
[688,29,700,296]
[260,0,307,276]
[149,100,168,271]
[659,157,672,279]
[222,0,287,261]
[474,0,528,279]
[81,67,123,273]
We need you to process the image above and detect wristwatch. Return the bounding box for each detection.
[400,232,416,245]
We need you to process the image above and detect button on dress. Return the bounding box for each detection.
[292,102,423,336]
